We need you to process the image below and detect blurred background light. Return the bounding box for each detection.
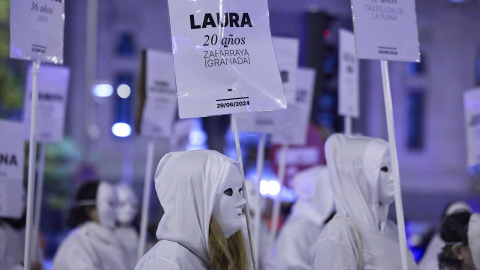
[92,83,113,97]
[111,122,132,137]
[116,84,131,99]
[260,180,281,196]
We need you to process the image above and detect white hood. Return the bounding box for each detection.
[291,165,335,226]
[325,134,390,232]
[312,134,418,270]
[469,213,480,270]
[154,150,239,263]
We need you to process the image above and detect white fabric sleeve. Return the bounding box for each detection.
[275,228,311,270]
[52,235,99,270]
[312,238,358,270]
[135,257,181,270]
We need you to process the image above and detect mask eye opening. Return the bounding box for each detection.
[224,188,233,196]
[381,166,389,173]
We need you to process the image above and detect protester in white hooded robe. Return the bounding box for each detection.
[135,150,251,270]
[53,181,129,270]
[274,165,334,270]
[419,201,472,270]
[115,183,140,270]
[312,134,417,270]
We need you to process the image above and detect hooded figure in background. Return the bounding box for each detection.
[135,150,250,270]
[115,183,140,270]
[312,134,417,270]
[469,213,480,270]
[274,165,335,270]
[438,212,480,270]
[53,181,128,270]
[419,201,472,270]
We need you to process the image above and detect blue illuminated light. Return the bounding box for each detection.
[260,180,281,196]
[92,84,113,97]
[112,122,132,137]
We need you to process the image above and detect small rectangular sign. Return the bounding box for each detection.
[136,50,177,139]
[236,37,300,135]
[24,64,70,142]
[338,29,360,118]
[167,0,286,118]
[351,0,420,62]
[271,68,315,145]
[10,0,65,64]
[272,37,299,102]
[0,120,25,218]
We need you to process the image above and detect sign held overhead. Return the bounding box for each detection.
[166,0,286,118]
[351,0,420,62]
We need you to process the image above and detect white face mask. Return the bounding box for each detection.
[468,213,480,270]
[378,153,394,206]
[116,185,139,225]
[96,182,118,229]
[213,165,246,238]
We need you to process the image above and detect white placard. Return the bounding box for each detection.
[351,0,420,62]
[0,120,25,218]
[464,88,480,169]
[167,0,286,118]
[24,64,70,142]
[140,50,178,138]
[273,37,299,102]
[10,0,65,64]
[271,68,315,145]
[236,37,300,134]
[338,29,360,118]
[274,146,320,166]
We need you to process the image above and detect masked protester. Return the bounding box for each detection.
[419,201,472,270]
[53,181,128,270]
[311,134,417,270]
[439,212,480,270]
[135,150,250,270]
[274,165,335,270]
[115,183,140,270]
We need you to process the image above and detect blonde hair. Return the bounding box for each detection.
[208,216,249,270]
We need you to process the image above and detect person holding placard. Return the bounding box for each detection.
[115,184,140,270]
[274,166,335,270]
[53,181,128,270]
[135,150,250,270]
[438,212,480,270]
[311,134,417,270]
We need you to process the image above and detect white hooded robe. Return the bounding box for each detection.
[53,221,129,270]
[274,166,335,270]
[311,134,417,270]
[135,150,245,270]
